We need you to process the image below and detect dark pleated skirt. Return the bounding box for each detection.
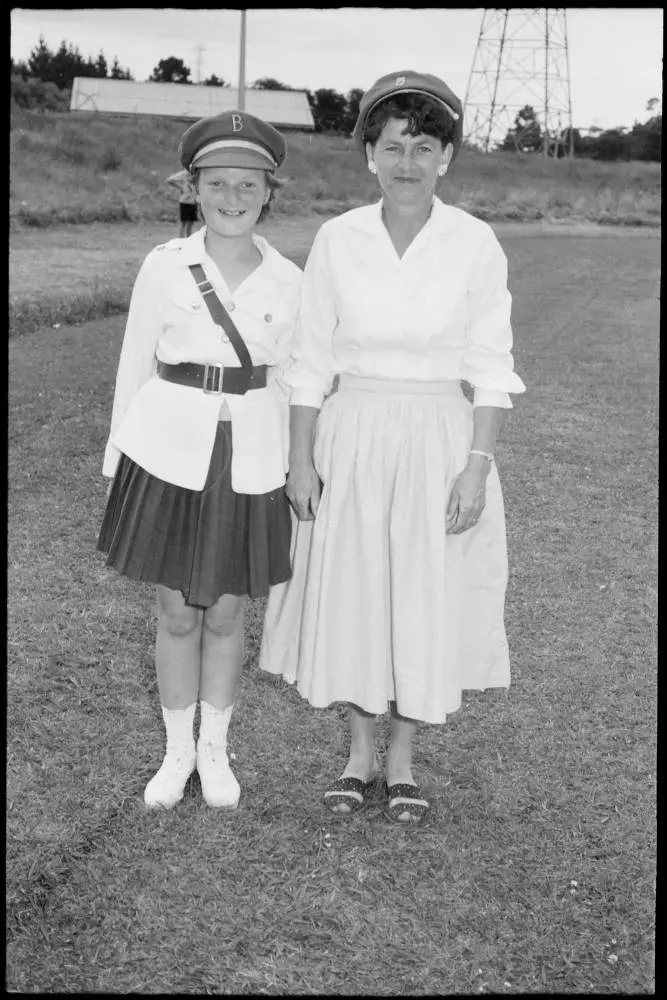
[97,421,292,608]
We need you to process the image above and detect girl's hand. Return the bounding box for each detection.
[286,463,321,520]
[446,460,490,535]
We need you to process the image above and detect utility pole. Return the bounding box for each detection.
[238,9,247,110]
[194,44,205,85]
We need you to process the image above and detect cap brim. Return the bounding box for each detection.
[366,88,460,123]
[354,88,463,156]
[192,148,275,170]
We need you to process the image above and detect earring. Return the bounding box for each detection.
[438,164,448,177]
[368,161,377,174]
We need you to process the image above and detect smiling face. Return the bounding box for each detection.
[367,117,453,210]
[196,166,269,237]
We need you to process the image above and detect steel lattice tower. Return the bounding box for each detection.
[463,8,574,155]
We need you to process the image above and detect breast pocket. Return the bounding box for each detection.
[162,288,222,353]
[170,291,209,320]
[246,302,295,351]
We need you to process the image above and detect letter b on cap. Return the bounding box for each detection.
[231,114,243,132]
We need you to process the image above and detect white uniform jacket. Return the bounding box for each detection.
[283,197,526,409]
[103,227,302,493]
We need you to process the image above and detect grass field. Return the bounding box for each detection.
[8,218,658,340]
[9,217,314,337]
[7,223,658,993]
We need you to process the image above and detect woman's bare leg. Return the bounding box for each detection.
[386,705,419,787]
[326,704,377,816]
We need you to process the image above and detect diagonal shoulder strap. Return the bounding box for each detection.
[188,263,253,375]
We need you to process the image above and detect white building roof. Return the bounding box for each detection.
[70,78,314,129]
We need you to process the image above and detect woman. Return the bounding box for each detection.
[260,71,526,824]
[98,111,301,811]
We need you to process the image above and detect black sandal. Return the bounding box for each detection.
[323,760,380,818]
[383,782,430,825]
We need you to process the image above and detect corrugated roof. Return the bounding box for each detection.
[70,78,314,129]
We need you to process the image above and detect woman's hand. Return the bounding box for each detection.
[286,463,321,520]
[446,457,490,535]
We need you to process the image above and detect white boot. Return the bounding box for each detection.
[144,703,197,809]
[197,702,240,809]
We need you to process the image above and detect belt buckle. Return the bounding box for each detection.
[203,363,224,394]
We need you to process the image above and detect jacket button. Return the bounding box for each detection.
[264,313,273,322]
[221,334,230,344]
[225,301,235,311]
[191,302,201,310]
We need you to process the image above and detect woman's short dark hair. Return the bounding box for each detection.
[191,168,283,224]
[362,93,457,150]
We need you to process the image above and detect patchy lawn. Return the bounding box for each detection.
[7,228,657,994]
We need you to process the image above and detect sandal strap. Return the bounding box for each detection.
[386,783,429,810]
[386,782,424,800]
[323,776,373,801]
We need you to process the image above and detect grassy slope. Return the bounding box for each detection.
[11,106,661,229]
[7,230,658,994]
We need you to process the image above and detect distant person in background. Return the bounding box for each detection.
[166,167,199,237]
[260,71,526,825]
[98,112,301,811]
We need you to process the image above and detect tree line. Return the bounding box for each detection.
[143,58,365,135]
[11,36,661,161]
[10,38,363,135]
[500,103,661,163]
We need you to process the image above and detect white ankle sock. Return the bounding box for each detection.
[144,702,197,809]
[163,702,197,754]
[197,702,239,808]
[198,701,233,749]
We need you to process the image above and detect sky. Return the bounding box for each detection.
[9,7,664,131]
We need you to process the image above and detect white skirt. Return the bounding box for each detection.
[259,374,511,725]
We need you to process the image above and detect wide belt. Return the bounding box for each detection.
[157,360,267,395]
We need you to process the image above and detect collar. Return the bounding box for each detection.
[346,196,462,238]
[177,227,296,284]
[179,226,209,265]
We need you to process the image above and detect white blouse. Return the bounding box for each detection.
[283,197,526,409]
[103,227,302,493]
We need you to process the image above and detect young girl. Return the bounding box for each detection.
[98,111,301,810]
[165,167,199,238]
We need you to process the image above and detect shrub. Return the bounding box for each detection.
[101,147,122,172]
[52,136,87,165]
[11,76,70,113]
